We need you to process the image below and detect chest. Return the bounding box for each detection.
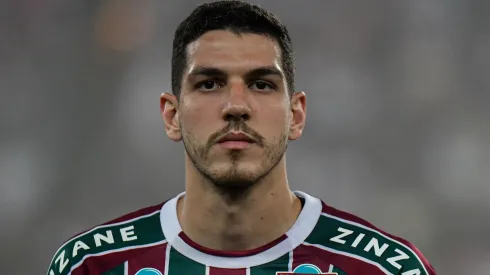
[102,246,347,275]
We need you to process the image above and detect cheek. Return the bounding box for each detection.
[180,102,219,137]
[257,106,289,136]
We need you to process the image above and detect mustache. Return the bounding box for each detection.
[208,121,265,147]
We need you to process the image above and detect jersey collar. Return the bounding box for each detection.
[159,191,322,268]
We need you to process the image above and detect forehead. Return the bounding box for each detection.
[185,30,282,73]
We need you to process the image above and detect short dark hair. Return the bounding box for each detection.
[171,0,295,98]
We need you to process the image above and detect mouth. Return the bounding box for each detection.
[217,132,255,150]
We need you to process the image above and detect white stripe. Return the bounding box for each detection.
[164,244,171,275]
[245,267,251,275]
[124,261,128,275]
[48,210,161,270]
[205,266,210,275]
[328,264,334,272]
[67,240,167,275]
[288,250,293,272]
[303,242,392,275]
[321,213,429,275]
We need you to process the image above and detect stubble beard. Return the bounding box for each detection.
[182,129,288,195]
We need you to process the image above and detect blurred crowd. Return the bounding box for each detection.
[1,0,489,274]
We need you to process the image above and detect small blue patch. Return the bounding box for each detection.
[135,267,163,275]
[293,264,323,274]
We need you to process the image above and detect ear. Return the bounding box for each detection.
[288,91,307,141]
[160,92,182,141]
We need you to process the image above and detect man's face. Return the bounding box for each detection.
[169,30,303,187]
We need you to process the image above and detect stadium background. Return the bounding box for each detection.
[1,0,490,274]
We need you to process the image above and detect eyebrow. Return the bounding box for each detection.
[187,65,284,80]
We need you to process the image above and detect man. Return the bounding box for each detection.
[46,1,437,275]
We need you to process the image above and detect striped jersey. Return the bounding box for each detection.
[46,191,436,275]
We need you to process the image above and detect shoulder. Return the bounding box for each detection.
[46,202,166,275]
[306,201,437,275]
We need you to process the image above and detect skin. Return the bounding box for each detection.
[160,30,307,251]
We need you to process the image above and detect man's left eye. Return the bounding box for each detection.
[249,81,274,91]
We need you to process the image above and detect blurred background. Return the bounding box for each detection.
[1,0,489,274]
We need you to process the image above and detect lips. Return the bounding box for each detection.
[218,132,255,144]
[216,132,256,150]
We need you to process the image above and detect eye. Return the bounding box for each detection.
[196,80,223,91]
[249,81,275,92]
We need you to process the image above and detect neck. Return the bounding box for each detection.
[178,157,302,251]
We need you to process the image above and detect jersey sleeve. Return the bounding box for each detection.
[399,241,437,275]
[320,202,438,275]
[46,203,165,275]
[46,235,86,275]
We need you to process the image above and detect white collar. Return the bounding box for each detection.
[159,190,322,268]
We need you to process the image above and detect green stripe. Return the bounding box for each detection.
[102,262,125,275]
[251,252,289,275]
[167,247,206,275]
[332,265,348,275]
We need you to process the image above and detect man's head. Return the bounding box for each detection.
[171,0,295,98]
[161,0,307,188]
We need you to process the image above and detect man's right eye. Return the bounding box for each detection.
[196,80,222,91]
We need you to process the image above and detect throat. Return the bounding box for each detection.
[177,190,303,252]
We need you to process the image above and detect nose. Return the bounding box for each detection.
[221,81,252,121]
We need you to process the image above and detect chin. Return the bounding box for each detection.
[207,163,266,187]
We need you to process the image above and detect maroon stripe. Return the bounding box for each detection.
[291,244,334,273]
[208,266,247,275]
[103,203,165,225]
[127,242,168,275]
[178,231,288,257]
